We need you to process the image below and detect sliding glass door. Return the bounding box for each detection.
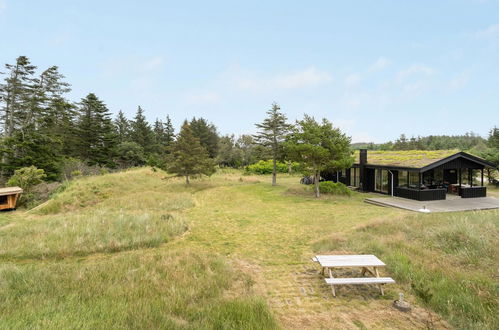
[375,169,389,193]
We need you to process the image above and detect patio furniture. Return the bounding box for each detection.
[312,254,395,297]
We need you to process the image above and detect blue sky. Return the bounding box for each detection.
[1,1,498,142]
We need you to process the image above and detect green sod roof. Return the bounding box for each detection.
[353,149,460,168]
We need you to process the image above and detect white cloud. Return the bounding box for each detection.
[398,64,435,80]
[0,0,6,14]
[475,23,499,38]
[344,73,361,87]
[140,56,164,72]
[184,91,221,105]
[232,67,332,92]
[369,57,390,72]
[448,72,469,91]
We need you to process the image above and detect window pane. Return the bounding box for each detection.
[354,168,360,187]
[375,169,382,191]
[408,171,419,188]
[381,170,389,193]
[398,171,407,187]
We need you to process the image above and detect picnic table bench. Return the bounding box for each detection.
[312,254,395,297]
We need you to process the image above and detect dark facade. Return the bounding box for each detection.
[329,150,495,201]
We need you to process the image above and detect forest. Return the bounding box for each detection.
[1,56,498,184]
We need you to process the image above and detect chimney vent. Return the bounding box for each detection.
[360,149,367,165]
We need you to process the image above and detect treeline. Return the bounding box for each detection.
[0,56,265,181]
[354,133,489,151]
[1,56,497,186]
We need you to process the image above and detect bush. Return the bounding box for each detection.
[318,181,352,196]
[115,142,146,168]
[245,160,299,175]
[60,158,111,180]
[7,166,47,206]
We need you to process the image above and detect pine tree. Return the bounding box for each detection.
[114,110,130,144]
[284,115,353,198]
[0,56,37,138]
[488,126,499,149]
[190,117,219,158]
[167,121,215,184]
[0,57,68,180]
[254,103,290,186]
[130,106,153,153]
[164,115,175,150]
[75,93,117,166]
[153,118,165,145]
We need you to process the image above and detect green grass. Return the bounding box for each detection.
[0,251,276,329]
[314,211,499,329]
[0,167,497,329]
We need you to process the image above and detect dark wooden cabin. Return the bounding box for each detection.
[329,150,496,201]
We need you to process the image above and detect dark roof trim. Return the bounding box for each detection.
[420,151,496,172]
[352,163,420,171]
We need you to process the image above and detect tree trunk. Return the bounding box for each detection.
[272,157,277,186]
[186,175,190,184]
[314,170,320,198]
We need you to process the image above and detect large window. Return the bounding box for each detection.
[471,169,480,186]
[349,168,360,187]
[375,169,389,193]
[398,171,407,187]
[408,171,419,188]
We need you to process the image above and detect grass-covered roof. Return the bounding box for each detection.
[353,149,459,168]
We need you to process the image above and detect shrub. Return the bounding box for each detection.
[245,160,299,175]
[318,181,352,196]
[7,166,47,206]
[115,142,146,168]
[60,158,111,180]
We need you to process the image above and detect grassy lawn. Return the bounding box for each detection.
[1,168,497,329]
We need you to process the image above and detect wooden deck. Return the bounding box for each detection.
[365,195,499,213]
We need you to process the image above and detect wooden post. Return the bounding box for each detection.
[481,169,484,186]
[458,168,461,186]
[469,169,472,187]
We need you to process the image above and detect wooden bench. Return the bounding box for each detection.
[325,277,395,297]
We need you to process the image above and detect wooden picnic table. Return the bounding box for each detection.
[313,254,394,297]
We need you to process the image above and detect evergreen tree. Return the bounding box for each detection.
[167,121,215,184]
[190,117,219,158]
[75,93,117,166]
[114,110,131,144]
[0,56,37,138]
[0,57,70,180]
[254,103,290,186]
[488,126,499,149]
[153,118,165,145]
[284,115,353,198]
[164,115,175,148]
[130,106,153,153]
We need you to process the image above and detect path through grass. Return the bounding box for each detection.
[1,168,497,329]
